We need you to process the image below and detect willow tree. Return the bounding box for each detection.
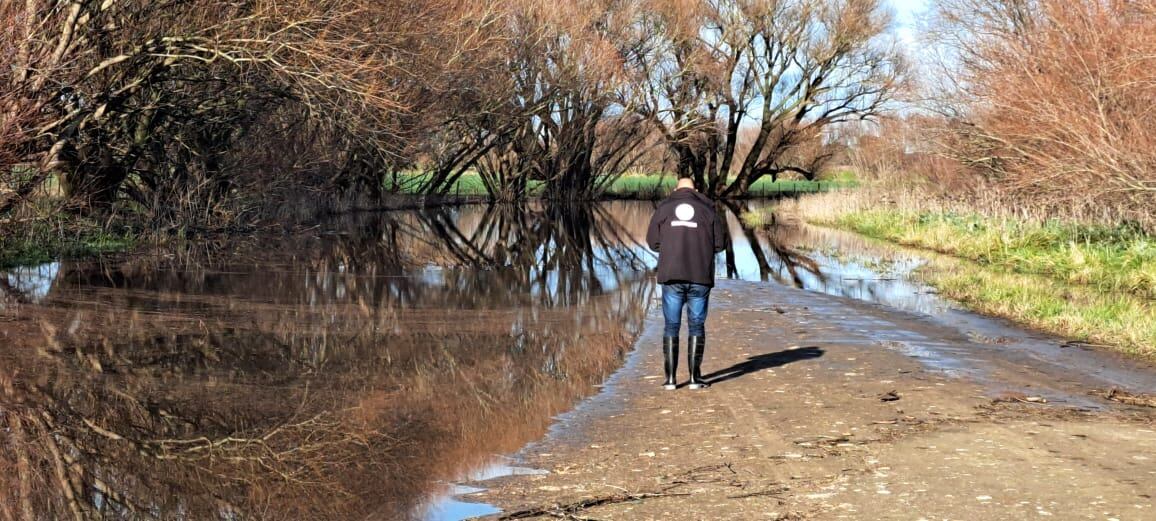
[621,0,904,197]
[0,0,505,221]
[422,0,652,202]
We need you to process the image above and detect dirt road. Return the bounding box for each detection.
[471,280,1156,520]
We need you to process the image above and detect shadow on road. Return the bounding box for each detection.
[704,346,825,386]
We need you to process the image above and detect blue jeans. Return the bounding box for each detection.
[661,283,711,337]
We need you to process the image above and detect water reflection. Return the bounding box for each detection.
[0,262,59,306]
[720,201,824,286]
[721,201,952,315]
[0,203,652,520]
[0,200,945,521]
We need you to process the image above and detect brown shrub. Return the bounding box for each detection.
[934,0,1156,226]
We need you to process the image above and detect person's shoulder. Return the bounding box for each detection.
[651,198,676,219]
[689,192,717,212]
[657,195,684,209]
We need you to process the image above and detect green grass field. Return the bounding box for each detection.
[603,175,846,198]
[389,172,852,199]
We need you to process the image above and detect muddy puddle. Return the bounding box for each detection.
[2,200,1152,520]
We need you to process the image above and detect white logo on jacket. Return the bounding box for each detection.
[671,204,698,228]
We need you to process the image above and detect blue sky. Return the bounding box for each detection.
[888,0,929,49]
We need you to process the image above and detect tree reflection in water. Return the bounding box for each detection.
[720,200,825,287]
[0,203,652,520]
[0,200,835,520]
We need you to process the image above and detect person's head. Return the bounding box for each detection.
[675,177,695,191]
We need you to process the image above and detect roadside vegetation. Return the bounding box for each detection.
[931,260,1156,360]
[762,188,1156,359]
[830,212,1154,300]
[738,0,1156,359]
[1,0,901,265]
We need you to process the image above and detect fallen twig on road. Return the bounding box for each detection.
[1093,388,1156,408]
[792,435,853,447]
[727,484,790,499]
[992,392,1049,405]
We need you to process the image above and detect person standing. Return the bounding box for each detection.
[646,178,726,390]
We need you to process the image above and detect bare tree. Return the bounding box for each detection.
[423,0,653,202]
[0,0,508,223]
[1,0,909,219]
[621,0,904,198]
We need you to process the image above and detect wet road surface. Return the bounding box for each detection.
[2,201,1153,520]
[475,278,1156,520]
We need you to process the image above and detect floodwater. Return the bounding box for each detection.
[2,200,1152,520]
[0,203,655,521]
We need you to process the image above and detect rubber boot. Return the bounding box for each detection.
[662,336,678,390]
[687,336,709,389]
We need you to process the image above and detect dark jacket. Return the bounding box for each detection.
[646,188,726,286]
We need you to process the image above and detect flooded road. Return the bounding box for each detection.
[2,201,1153,520]
[1,203,656,520]
[741,223,1156,400]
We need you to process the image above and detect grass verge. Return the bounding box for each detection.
[773,188,1156,360]
[923,257,1156,360]
[831,210,1155,301]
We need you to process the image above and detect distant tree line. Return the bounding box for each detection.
[0,0,902,227]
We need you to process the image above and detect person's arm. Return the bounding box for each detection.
[713,211,726,253]
[647,205,664,251]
